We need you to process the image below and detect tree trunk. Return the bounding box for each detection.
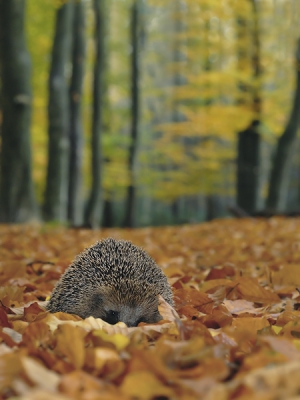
[68,0,86,226]
[123,0,143,227]
[84,0,106,228]
[266,39,300,211]
[102,198,114,227]
[0,0,37,222]
[237,121,261,214]
[236,0,263,215]
[43,1,73,222]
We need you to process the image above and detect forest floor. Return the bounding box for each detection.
[1,217,300,399]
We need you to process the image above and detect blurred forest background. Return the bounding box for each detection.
[0,0,300,228]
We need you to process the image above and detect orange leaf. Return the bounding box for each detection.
[232,277,280,304]
[120,371,174,400]
[24,301,47,322]
[231,317,270,335]
[54,324,86,369]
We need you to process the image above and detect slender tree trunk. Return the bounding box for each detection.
[68,0,86,226]
[266,39,300,211]
[43,1,73,222]
[0,0,37,222]
[236,0,262,214]
[250,0,263,117]
[170,0,187,224]
[102,197,114,227]
[123,0,142,227]
[84,0,106,228]
[237,121,261,214]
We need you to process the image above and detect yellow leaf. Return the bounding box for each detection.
[93,330,130,351]
[272,326,282,335]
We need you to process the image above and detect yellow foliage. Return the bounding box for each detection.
[25,0,299,204]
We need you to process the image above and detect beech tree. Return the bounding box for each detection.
[266,39,300,212]
[236,0,263,214]
[84,0,107,228]
[68,0,86,226]
[0,0,37,223]
[43,1,73,222]
[123,0,144,228]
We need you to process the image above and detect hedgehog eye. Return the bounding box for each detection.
[105,310,119,325]
[108,310,117,317]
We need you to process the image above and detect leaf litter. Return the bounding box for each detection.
[1,218,300,398]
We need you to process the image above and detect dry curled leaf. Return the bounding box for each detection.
[158,294,179,321]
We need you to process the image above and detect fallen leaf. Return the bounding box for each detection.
[158,295,180,321]
[272,264,300,288]
[24,302,47,322]
[259,336,300,361]
[232,277,280,304]
[224,299,267,315]
[2,327,22,343]
[120,371,174,400]
[59,369,118,397]
[92,330,130,351]
[54,324,86,369]
[85,347,125,379]
[0,353,22,391]
[231,317,270,335]
[16,389,70,400]
[21,356,60,392]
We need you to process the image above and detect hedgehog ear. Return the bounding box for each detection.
[96,286,111,297]
[93,286,112,304]
[92,292,103,305]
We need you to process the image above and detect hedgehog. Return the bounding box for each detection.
[47,238,174,327]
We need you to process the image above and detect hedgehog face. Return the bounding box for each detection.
[91,280,163,327]
[103,304,162,327]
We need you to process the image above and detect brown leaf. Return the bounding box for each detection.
[272,264,300,288]
[231,317,270,335]
[0,261,26,284]
[199,306,232,329]
[0,353,22,391]
[0,308,12,328]
[232,277,280,304]
[205,265,236,280]
[24,302,47,322]
[22,321,52,348]
[174,288,214,313]
[277,310,300,326]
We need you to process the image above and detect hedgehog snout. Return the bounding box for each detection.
[118,305,162,327]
